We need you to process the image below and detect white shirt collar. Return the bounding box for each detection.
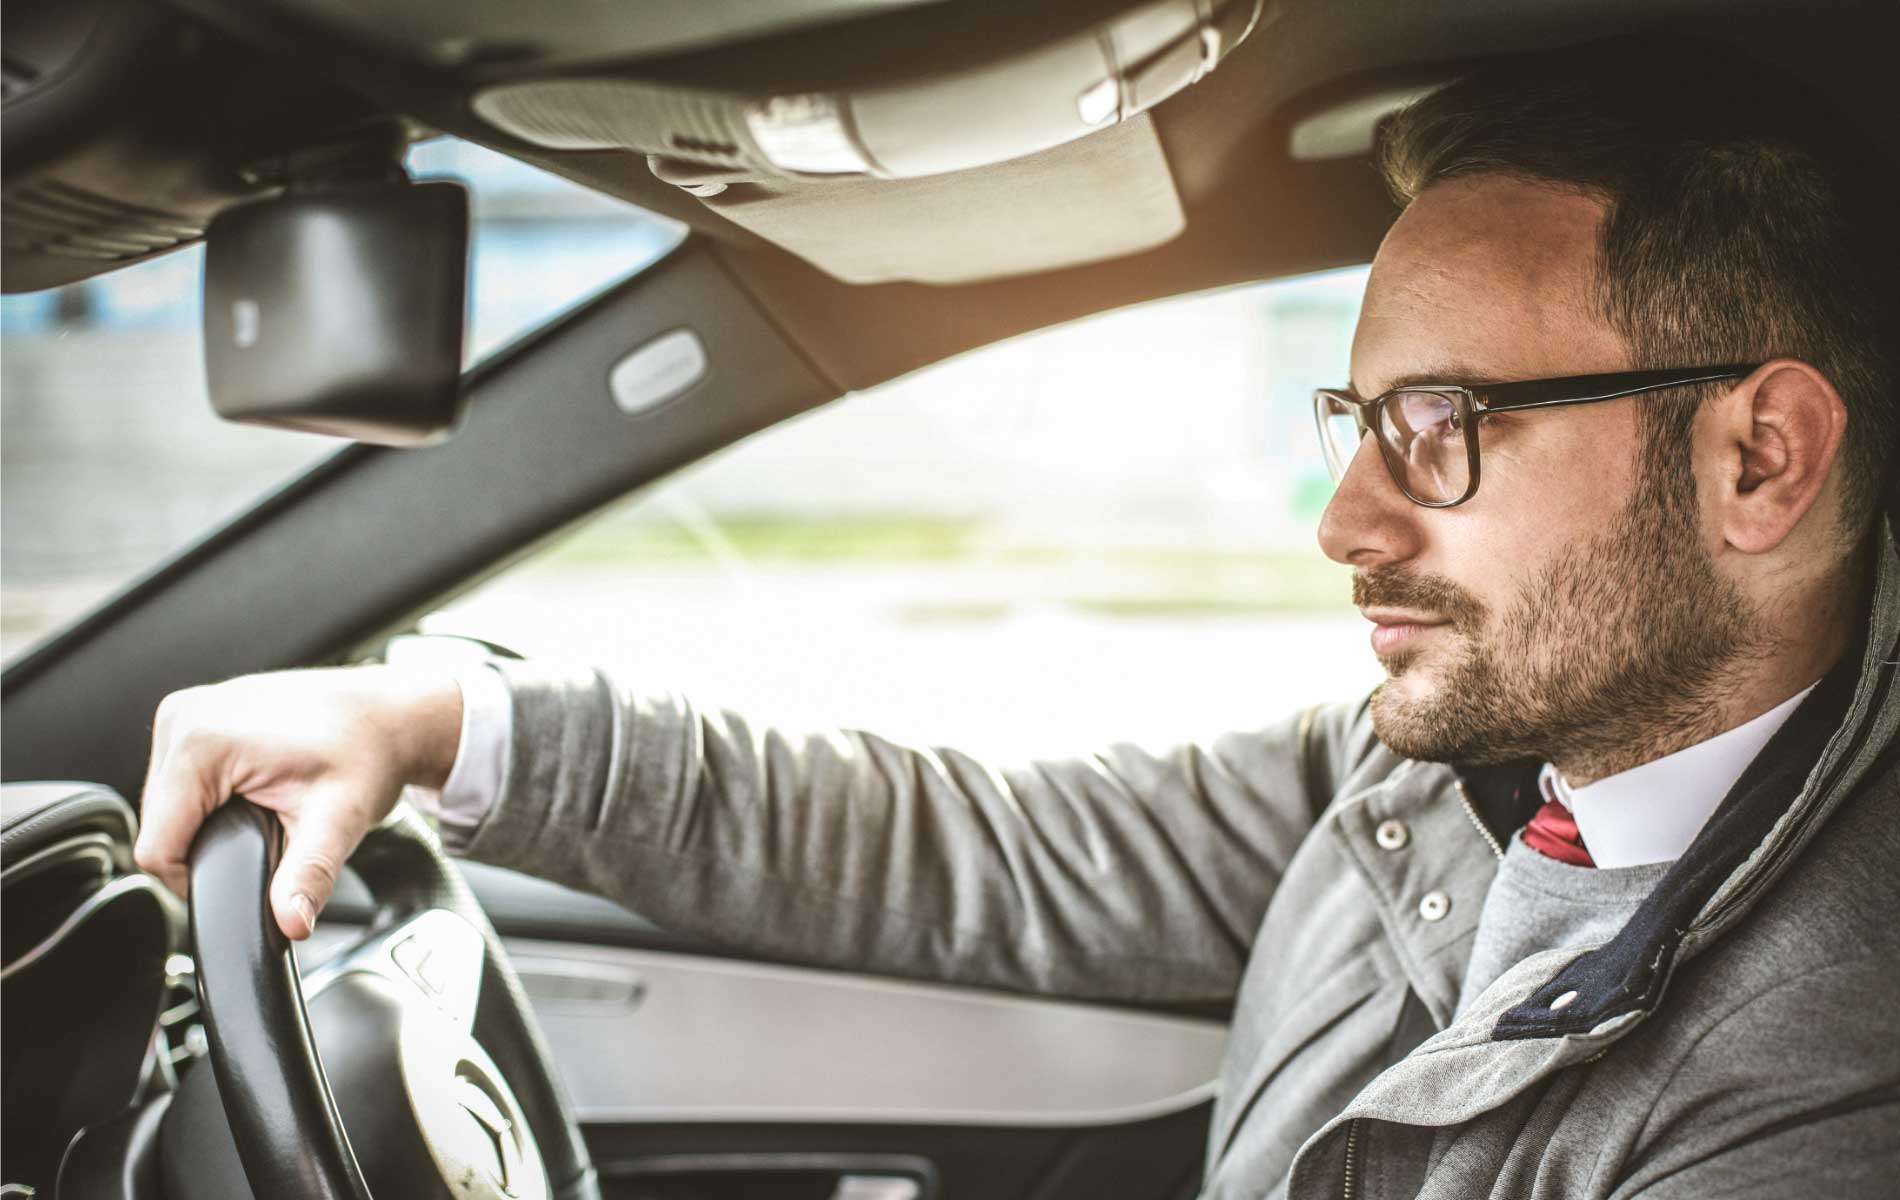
[1538,682,1819,869]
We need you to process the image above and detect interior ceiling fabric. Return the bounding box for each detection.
[680,113,1186,285]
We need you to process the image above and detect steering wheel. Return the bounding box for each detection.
[179,798,601,1200]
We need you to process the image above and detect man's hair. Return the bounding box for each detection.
[1374,35,1898,545]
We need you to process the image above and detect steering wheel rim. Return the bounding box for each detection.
[187,798,600,1200]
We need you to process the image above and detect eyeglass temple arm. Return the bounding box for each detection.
[1473,364,1760,412]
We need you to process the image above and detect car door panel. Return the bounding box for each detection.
[504,939,1224,1128]
[300,919,1225,1200]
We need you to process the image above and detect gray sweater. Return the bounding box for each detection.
[1454,834,1668,1019]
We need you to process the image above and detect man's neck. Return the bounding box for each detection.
[1540,681,1818,867]
[1550,609,1855,788]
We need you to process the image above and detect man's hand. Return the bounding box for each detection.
[135,666,464,941]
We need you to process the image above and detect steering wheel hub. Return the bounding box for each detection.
[383,986,548,1200]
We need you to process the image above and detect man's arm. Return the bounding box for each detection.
[433,659,1349,1005]
[1622,1101,1900,1200]
[1614,956,1900,1199]
[138,662,1367,1005]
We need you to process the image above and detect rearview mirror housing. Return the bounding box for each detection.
[202,179,470,446]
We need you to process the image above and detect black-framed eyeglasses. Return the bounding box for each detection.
[1313,364,1761,507]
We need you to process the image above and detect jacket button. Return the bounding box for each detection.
[1418,890,1450,922]
[1375,819,1410,850]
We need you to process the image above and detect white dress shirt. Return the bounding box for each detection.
[404,661,514,835]
[1536,682,1818,868]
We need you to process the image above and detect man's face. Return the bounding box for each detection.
[1318,174,1759,780]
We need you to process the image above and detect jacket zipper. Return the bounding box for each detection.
[1341,1118,1362,1200]
[1323,781,1482,1200]
[1454,780,1505,861]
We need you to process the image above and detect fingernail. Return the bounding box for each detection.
[291,893,317,938]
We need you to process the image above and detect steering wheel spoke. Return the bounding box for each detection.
[304,909,486,1035]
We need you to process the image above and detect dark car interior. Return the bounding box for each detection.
[3,1,1894,1197]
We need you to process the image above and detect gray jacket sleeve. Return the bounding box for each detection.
[441,658,1372,1005]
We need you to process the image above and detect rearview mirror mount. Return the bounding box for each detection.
[202,175,470,446]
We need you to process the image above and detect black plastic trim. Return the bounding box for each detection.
[585,1103,1211,1200]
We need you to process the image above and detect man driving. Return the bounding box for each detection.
[134,38,1900,1199]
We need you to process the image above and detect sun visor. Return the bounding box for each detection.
[469,0,1252,284]
[472,0,1259,182]
[652,113,1184,285]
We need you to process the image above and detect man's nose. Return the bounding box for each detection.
[1316,433,1424,568]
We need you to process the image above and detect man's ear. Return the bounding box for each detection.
[1704,358,1847,555]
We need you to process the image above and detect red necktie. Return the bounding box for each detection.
[1522,798,1595,867]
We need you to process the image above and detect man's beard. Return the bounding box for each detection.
[1360,460,1769,778]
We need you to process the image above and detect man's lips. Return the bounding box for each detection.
[1360,608,1451,657]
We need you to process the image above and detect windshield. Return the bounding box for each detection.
[0,140,685,664]
[419,267,1375,759]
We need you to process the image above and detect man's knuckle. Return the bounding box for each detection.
[299,851,343,889]
[172,723,223,760]
[158,685,209,724]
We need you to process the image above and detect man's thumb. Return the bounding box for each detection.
[270,803,363,941]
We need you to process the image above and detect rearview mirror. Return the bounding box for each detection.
[202,179,470,446]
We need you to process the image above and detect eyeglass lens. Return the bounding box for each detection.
[1318,390,1469,504]
[1318,403,1363,482]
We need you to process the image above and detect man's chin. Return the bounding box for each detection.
[1367,669,1469,762]
[1372,656,1436,702]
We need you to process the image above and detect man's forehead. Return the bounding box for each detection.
[1350,175,1625,394]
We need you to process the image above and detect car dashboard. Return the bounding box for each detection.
[2,783,195,1198]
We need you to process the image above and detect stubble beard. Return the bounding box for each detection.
[1364,464,1769,778]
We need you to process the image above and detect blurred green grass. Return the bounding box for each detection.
[542,512,982,565]
[536,511,1354,614]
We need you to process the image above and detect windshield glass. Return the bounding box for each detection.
[421,267,1376,759]
[0,140,685,664]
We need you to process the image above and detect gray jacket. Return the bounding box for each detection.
[445,522,1900,1198]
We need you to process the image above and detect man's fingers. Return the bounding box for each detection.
[134,738,222,901]
[140,693,176,819]
[133,670,431,937]
[271,795,370,941]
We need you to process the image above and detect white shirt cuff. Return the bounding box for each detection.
[405,662,513,834]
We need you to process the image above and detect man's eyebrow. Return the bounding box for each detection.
[1345,365,1499,397]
